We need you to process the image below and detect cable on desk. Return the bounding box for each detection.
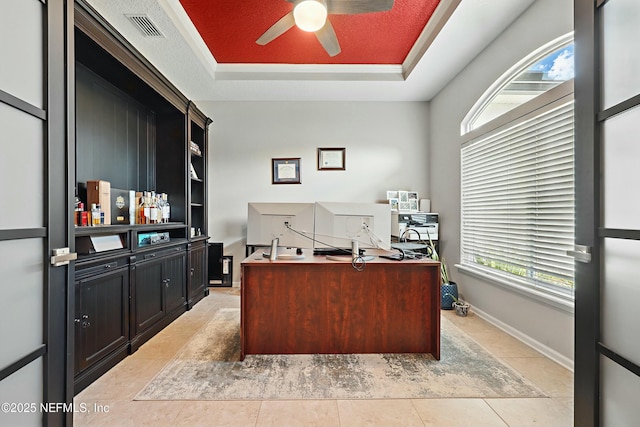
[352,254,366,271]
[285,223,367,271]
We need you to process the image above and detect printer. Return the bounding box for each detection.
[391,212,439,242]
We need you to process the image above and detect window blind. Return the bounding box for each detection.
[461,101,575,294]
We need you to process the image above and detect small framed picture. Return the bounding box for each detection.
[398,191,409,203]
[317,148,346,170]
[408,191,419,200]
[399,202,411,211]
[409,199,418,211]
[272,158,301,184]
[189,163,199,180]
[389,198,399,211]
[386,191,398,200]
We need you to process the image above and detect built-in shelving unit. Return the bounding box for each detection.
[72,0,211,393]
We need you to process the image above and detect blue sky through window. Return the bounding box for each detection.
[529,43,575,81]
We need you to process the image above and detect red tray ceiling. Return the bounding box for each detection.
[179,0,441,65]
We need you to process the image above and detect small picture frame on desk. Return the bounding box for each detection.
[272,157,301,184]
[389,198,399,211]
[317,147,346,170]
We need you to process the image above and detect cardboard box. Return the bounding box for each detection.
[87,180,111,225]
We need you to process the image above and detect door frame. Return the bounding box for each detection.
[45,0,75,425]
[573,0,599,424]
[574,0,640,425]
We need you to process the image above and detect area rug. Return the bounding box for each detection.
[135,306,546,400]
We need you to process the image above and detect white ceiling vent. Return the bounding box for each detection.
[126,14,165,38]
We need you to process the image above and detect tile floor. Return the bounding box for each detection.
[74,288,574,427]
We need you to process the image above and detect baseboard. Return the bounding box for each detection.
[470,306,574,372]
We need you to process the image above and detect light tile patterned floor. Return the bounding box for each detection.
[74,288,574,427]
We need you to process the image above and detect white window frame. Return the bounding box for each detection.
[461,32,574,136]
[459,49,575,306]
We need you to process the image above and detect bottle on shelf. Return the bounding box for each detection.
[74,197,83,226]
[149,191,159,224]
[91,203,100,226]
[138,191,147,224]
[143,193,151,225]
[161,193,170,223]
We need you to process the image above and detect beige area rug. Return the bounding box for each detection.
[135,302,546,401]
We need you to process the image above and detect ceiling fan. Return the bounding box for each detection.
[256,0,395,57]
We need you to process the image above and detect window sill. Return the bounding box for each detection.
[455,264,575,314]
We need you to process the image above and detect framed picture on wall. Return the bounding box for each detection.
[272,157,301,184]
[317,147,346,170]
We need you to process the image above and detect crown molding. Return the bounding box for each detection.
[213,63,405,81]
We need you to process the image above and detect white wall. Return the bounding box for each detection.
[199,101,430,282]
[429,0,575,367]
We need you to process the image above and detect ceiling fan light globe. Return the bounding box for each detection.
[293,0,327,32]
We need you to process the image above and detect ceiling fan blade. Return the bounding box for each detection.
[327,0,394,15]
[315,19,341,57]
[256,12,296,45]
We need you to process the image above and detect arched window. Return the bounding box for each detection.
[461,33,574,135]
[459,33,575,300]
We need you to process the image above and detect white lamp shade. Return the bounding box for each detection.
[293,0,328,32]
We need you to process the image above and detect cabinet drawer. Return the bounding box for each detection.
[76,257,128,280]
[137,245,186,263]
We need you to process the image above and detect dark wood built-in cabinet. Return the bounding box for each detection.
[74,256,130,391]
[188,239,209,308]
[131,244,187,352]
[72,1,212,393]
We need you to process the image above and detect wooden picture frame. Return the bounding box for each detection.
[317,147,346,170]
[272,157,301,184]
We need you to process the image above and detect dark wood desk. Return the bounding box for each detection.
[240,251,440,360]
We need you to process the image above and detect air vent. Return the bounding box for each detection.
[126,14,165,38]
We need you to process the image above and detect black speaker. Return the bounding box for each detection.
[221,256,232,287]
[208,242,223,284]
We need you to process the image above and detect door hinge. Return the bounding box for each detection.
[51,247,78,267]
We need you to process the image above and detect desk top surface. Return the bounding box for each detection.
[242,249,440,266]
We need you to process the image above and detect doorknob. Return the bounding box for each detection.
[566,244,592,263]
[51,247,77,267]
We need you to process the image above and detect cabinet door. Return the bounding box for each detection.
[75,267,129,373]
[134,259,165,334]
[164,252,186,313]
[189,244,207,299]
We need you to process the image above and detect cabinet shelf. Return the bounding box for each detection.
[75,222,186,236]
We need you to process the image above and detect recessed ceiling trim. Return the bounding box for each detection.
[214,63,405,81]
[159,0,218,73]
[402,0,461,79]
